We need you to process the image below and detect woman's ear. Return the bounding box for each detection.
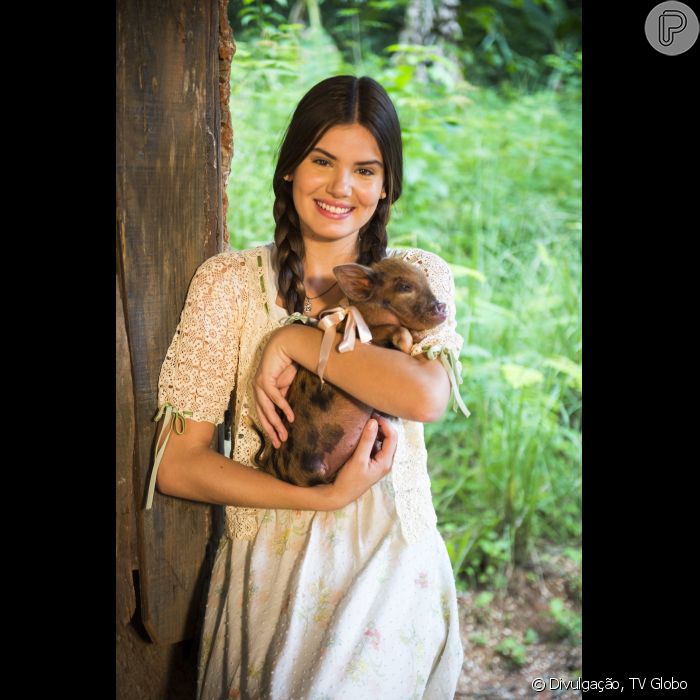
[333,263,377,301]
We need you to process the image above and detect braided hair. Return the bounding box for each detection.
[272,75,404,314]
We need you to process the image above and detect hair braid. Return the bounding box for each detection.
[273,195,307,314]
[357,199,390,267]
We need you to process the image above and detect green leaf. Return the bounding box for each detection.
[448,263,486,283]
[501,363,544,388]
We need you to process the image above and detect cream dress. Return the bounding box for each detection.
[153,242,469,700]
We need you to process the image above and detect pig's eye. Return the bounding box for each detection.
[395,280,413,293]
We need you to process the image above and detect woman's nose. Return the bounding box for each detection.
[328,170,352,197]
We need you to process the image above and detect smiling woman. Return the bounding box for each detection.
[287,123,387,241]
[151,75,466,700]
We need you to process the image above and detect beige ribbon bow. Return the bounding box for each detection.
[316,305,373,384]
[144,403,193,510]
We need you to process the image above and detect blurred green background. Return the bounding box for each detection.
[225,0,582,594]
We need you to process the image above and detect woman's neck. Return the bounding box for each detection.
[302,235,359,292]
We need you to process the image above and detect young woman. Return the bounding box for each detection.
[151,75,466,699]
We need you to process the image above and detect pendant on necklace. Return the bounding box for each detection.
[303,297,312,314]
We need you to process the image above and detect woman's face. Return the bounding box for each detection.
[289,123,387,245]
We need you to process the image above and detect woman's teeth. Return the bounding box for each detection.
[315,200,353,214]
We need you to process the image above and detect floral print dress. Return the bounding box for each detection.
[153,243,468,699]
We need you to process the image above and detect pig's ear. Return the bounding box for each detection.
[333,263,377,302]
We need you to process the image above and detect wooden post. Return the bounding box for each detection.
[116,0,229,646]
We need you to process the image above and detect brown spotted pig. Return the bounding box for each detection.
[253,257,447,486]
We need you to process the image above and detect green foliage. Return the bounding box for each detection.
[226,3,581,592]
[495,635,528,668]
[458,0,581,91]
[523,627,539,645]
[475,591,495,608]
[227,0,582,92]
[468,631,488,647]
[548,597,582,643]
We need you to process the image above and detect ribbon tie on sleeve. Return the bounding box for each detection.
[425,346,470,418]
[144,403,193,510]
[316,305,373,385]
[281,312,313,327]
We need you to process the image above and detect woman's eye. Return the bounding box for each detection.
[312,159,374,176]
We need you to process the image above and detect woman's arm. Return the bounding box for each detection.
[253,251,464,447]
[257,323,451,433]
[155,412,398,510]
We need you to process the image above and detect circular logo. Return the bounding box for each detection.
[645,2,699,54]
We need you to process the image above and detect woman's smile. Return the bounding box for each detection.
[314,198,356,219]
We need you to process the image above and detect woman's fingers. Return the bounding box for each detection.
[256,373,295,424]
[257,410,280,449]
[355,418,378,462]
[255,396,282,448]
[254,385,287,446]
[372,413,396,441]
[278,363,298,397]
[370,414,398,469]
[272,387,294,424]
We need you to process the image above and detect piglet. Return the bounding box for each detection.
[253,257,447,486]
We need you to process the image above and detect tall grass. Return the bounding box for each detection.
[227,22,582,591]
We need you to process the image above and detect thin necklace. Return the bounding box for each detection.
[304,280,339,314]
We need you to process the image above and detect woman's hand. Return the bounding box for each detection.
[253,328,297,448]
[330,413,398,508]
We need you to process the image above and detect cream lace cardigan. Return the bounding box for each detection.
[151,243,469,544]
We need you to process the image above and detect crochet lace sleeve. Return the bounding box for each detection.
[156,253,244,426]
[146,253,245,510]
[403,248,470,417]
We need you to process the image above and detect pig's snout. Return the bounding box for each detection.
[433,301,447,323]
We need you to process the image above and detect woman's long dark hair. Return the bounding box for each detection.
[272,75,404,314]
